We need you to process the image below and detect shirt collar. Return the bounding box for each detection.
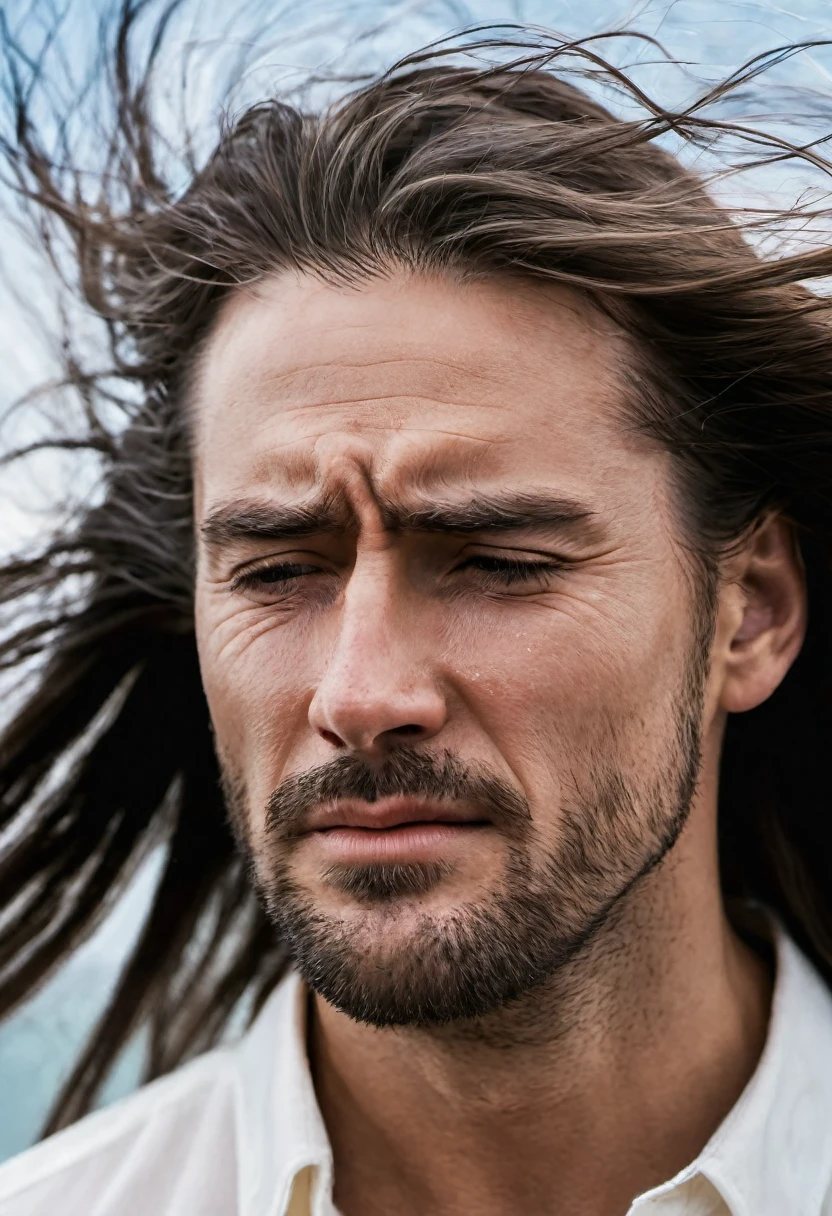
[701,921,832,1216]
[233,920,832,1216]
[234,970,333,1216]
[633,917,832,1215]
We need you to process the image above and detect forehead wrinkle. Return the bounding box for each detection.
[221,350,542,418]
[252,355,503,390]
[247,425,507,490]
[245,394,514,421]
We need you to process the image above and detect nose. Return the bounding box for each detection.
[308,562,447,758]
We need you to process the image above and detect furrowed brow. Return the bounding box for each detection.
[200,497,346,549]
[385,492,595,535]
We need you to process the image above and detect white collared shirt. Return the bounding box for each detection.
[1,923,831,1216]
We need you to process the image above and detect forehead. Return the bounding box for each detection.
[192,269,649,509]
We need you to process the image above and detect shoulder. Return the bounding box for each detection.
[0,1046,240,1216]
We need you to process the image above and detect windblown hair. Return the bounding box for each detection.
[2,2,832,1134]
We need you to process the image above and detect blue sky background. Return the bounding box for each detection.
[1,0,831,1161]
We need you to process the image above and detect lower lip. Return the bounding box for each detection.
[309,822,490,862]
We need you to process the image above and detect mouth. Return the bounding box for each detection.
[299,796,492,864]
[304,795,489,832]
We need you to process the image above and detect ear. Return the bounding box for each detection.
[717,515,807,715]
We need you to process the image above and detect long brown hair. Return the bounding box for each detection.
[2,3,832,1134]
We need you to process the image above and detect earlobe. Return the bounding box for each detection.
[718,516,807,715]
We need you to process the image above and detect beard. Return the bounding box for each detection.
[222,624,710,1030]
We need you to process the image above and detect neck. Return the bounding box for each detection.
[308,818,772,1216]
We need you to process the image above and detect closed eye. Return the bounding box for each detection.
[229,554,567,605]
[458,555,566,589]
[231,561,326,602]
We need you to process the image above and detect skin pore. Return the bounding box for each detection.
[192,270,806,1216]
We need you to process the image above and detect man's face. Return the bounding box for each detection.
[193,271,713,1025]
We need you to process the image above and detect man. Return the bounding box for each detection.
[0,9,831,1216]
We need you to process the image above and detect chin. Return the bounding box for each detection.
[266,868,576,1029]
[318,858,457,904]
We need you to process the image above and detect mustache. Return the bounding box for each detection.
[264,747,531,839]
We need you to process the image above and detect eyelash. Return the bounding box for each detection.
[458,555,564,587]
[231,555,565,600]
[231,562,321,597]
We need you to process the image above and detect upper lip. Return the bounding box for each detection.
[303,796,488,832]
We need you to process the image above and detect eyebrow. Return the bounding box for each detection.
[391,493,594,534]
[201,498,347,548]
[200,491,595,550]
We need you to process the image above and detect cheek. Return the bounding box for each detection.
[447,590,692,786]
[195,601,314,800]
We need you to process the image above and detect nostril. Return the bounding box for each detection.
[389,724,424,737]
[320,729,344,748]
